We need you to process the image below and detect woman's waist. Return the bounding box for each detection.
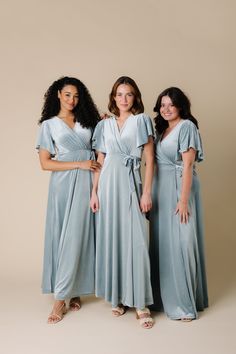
[57,148,94,161]
[156,161,197,176]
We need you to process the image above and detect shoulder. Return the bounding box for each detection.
[41,116,57,128]
[180,119,197,130]
[179,119,199,135]
[135,113,153,126]
[96,116,113,128]
[135,113,151,121]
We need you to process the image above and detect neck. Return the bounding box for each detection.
[168,118,181,129]
[117,111,132,120]
[58,109,74,121]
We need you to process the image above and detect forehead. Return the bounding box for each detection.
[116,84,134,94]
[61,85,78,94]
[161,95,173,104]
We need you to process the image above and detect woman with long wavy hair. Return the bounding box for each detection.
[149,87,208,321]
[37,76,101,324]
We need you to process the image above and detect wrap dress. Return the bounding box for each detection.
[36,116,95,300]
[149,119,208,319]
[92,114,154,309]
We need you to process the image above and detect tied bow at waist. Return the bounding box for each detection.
[105,152,142,207]
[121,154,141,193]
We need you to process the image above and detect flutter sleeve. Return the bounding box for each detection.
[177,120,204,162]
[92,120,106,153]
[36,121,56,157]
[136,114,155,148]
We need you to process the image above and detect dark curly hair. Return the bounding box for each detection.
[108,76,144,116]
[154,87,199,135]
[39,76,100,129]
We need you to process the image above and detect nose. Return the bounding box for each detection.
[163,105,170,113]
[69,97,75,104]
[121,95,127,103]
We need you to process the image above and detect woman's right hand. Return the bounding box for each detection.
[79,160,101,171]
[90,193,99,212]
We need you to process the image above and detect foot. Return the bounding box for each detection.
[112,304,126,317]
[181,317,193,322]
[47,301,67,324]
[69,297,81,311]
[136,308,154,329]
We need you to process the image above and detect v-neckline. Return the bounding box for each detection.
[56,116,76,131]
[160,119,184,143]
[114,114,133,134]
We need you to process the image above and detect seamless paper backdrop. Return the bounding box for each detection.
[0,0,235,304]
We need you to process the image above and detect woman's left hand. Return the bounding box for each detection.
[175,201,190,224]
[140,193,152,213]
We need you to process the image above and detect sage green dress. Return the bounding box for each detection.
[92,114,154,309]
[149,119,208,319]
[36,117,95,300]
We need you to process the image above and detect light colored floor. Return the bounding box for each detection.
[1,274,235,354]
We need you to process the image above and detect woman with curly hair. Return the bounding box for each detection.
[37,76,101,324]
[149,87,208,321]
[90,76,154,329]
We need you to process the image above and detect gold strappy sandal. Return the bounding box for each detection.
[47,302,67,324]
[136,308,154,329]
[69,297,81,311]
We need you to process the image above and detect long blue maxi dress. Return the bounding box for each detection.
[92,114,154,310]
[149,119,208,319]
[36,117,95,300]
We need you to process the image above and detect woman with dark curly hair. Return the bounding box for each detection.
[36,76,101,324]
[90,76,154,329]
[149,87,208,321]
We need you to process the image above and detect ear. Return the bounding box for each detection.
[57,90,61,99]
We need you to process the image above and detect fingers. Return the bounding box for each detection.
[140,202,152,213]
[180,211,189,224]
[90,199,99,213]
[90,160,101,171]
[91,203,98,213]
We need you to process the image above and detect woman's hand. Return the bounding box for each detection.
[90,192,99,212]
[175,200,190,224]
[79,160,101,171]
[100,112,109,120]
[140,192,152,213]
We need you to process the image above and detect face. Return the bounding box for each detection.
[160,96,180,123]
[58,85,79,112]
[114,84,135,114]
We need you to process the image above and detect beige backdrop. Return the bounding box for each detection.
[0,0,235,353]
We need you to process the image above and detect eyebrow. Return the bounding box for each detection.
[64,91,79,95]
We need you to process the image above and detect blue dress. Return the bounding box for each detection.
[149,120,208,319]
[36,117,95,300]
[92,114,154,309]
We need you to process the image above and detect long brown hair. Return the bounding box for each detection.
[108,76,144,116]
